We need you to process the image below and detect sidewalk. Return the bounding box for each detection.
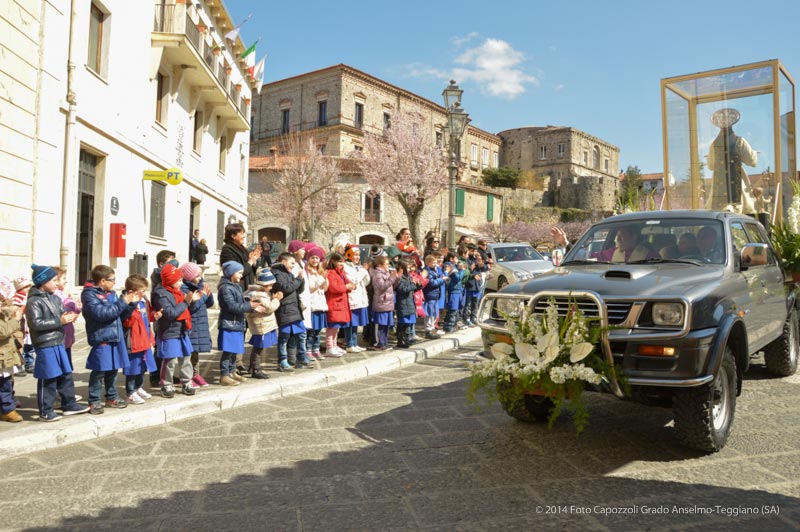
[1,309,481,460]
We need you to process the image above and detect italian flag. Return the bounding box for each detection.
[241,41,257,60]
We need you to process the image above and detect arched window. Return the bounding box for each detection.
[592,146,600,169]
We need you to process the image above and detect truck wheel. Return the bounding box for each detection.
[672,347,736,453]
[498,276,509,290]
[763,308,799,377]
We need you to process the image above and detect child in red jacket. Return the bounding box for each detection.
[324,253,353,358]
[122,275,162,404]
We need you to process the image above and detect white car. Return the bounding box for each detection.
[485,242,554,291]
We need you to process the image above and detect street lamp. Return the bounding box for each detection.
[443,80,468,249]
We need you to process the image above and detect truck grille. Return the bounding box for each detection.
[532,297,631,325]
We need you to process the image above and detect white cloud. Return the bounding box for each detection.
[403,62,449,80]
[452,38,538,99]
[554,84,565,92]
[451,32,480,48]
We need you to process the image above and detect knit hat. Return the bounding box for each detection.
[31,264,57,288]
[179,262,202,282]
[344,244,359,261]
[0,276,14,301]
[369,246,386,260]
[14,276,33,291]
[287,240,305,253]
[222,261,244,278]
[306,246,326,260]
[385,245,403,259]
[167,258,180,268]
[160,263,183,286]
[303,242,318,253]
[257,269,276,286]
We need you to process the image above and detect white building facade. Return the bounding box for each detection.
[1,0,255,285]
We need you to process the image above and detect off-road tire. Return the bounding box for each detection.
[672,347,736,453]
[763,308,799,377]
[497,276,509,290]
[497,383,554,422]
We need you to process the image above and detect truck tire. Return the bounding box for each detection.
[497,382,554,422]
[763,308,799,377]
[672,347,736,453]
[497,276,509,290]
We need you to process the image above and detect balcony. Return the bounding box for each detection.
[152,3,249,130]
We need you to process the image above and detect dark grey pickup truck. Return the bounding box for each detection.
[477,210,798,452]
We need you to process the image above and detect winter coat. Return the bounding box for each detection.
[25,287,66,349]
[181,279,214,352]
[219,241,255,288]
[81,283,134,346]
[217,277,252,332]
[465,262,489,292]
[445,267,465,295]
[410,271,428,317]
[0,305,22,371]
[343,262,370,310]
[325,268,352,324]
[152,284,191,340]
[271,263,305,326]
[306,269,329,312]
[292,261,312,328]
[195,242,209,264]
[395,274,420,318]
[122,300,156,353]
[421,265,445,302]
[369,268,399,313]
[243,286,280,335]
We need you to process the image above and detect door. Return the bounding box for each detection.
[76,150,97,285]
[189,199,200,261]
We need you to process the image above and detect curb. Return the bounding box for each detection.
[0,328,481,460]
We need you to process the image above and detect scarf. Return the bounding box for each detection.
[160,264,192,331]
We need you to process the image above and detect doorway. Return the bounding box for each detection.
[76,150,97,285]
[189,199,200,261]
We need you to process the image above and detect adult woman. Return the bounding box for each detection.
[395,228,417,254]
[423,235,441,257]
[195,239,209,265]
[219,223,260,288]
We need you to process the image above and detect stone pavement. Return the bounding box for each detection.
[2,340,800,531]
[1,308,480,460]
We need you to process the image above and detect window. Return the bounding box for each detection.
[482,147,489,169]
[593,146,600,169]
[470,144,478,166]
[353,145,363,153]
[363,191,381,223]
[604,158,609,172]
[155,72,168,125]
[539,145,547,160]
[218,136,227,174]
[281,109,290,134]
[318,144,326,155]
[558,143,565,157]
[216,210,225,251]
[354,102,364,129]
[492,152,499,168]
[583,151,588,165]
[149,182,166,238]
[193,111,203,153]
[383,112,391,132]
[317,101,327,127]
[435,131,443,148]
[455,189,465,215]
[239,153,245,189]
[88,3,105,74]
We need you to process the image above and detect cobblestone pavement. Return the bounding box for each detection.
[2,340,800,532]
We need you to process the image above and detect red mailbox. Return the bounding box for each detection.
[110,223,127,258]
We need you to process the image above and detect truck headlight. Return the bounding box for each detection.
[652,303,684,326]
[494,298,526,319]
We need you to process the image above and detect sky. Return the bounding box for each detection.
[226,0,800,174]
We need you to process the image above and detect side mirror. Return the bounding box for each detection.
[740,243,769,269]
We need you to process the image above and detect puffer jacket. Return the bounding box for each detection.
[218,277,252,332]
[421,265,445,301]
[369,267,399,313]
[243,286,280,334]
[271,263,305,326]
[395,274,420,318]
[25,287,66,349]
[306,268,329,312]
[343,262,370,310]
[153,284,191,340]
[325,267,351,323]
[0,305,22,370]
[81,283,134,346]
[181,279,214,352]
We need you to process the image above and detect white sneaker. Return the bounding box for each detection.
[346,346,360,353]
[325,347,344,358]
[127,392,145,405]
[136,388,152,399]
[74,394,84,401]
[354,345,367,352]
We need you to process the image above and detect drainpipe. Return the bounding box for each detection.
[60,0,79,280]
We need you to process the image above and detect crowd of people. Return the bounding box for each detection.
[0,223,495,424]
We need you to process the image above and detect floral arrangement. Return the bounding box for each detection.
[467,297,616,433]
[772,180,800,275]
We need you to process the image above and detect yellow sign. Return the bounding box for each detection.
[143,167,183,185]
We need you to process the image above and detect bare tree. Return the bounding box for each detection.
[358,110,448,243]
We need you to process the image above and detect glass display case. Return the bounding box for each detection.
[661,59,795,223]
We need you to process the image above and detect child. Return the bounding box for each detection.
[456,244,471,330]
[368,255,396,351]
[435,252,447,331]
[82,264,138,414]
[343,245,370,353]
[149,249,177,388]
[122,275,160,404]
[442,253,465,333]
[305,246,328,361]
[394,258,423,348]
[272,253,313,370]
[52,267,81,369]
[27,265,89,421]
[0,276,24,422]
[464,254,488,326]
[218,261,261,384]
[179,262,214,387]
[244,269,281,379]
[421,254,445,339]
[153,263,200,397]
[13,276,34,375]
[325,253,353,358]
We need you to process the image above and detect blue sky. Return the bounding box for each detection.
[227,0,800,173]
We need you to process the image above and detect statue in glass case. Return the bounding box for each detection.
[707,108,758,213]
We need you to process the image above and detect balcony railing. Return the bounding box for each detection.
[216,62,228,90]
[229,84,240,104]
[239,96,249,117]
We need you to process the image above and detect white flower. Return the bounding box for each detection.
[515,342,539,365]
[569,342,594,363]
[491,342,514,361]
[537,331,559,364]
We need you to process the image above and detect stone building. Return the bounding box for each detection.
[1,0,256,283]
[249,64,503,246]
[498,126,620,211]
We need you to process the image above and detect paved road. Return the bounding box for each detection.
[2,341,800,531]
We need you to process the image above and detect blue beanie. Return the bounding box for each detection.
[31,264,57,288]
[257,269,276,286]
[222,261,244,278]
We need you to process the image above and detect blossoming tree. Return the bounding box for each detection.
[358,110,448,244]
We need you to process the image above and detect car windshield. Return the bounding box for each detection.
[563,218,726,265]
[492,245,544,263]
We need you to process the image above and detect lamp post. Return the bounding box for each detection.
[443,80,468,249]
